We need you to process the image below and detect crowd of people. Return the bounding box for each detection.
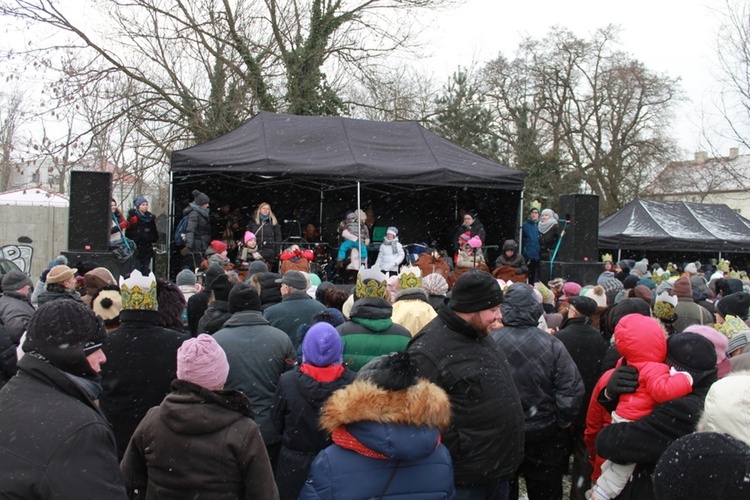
[3,195,750,499]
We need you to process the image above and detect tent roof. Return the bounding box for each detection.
[171,111,524,190]
[599,198,750,252]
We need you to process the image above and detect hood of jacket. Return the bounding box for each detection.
[349,297,393,320]
[320,378,451,460]
[393,287,429,303]
[221,309,270,328]
[613,313,667,364]
[697,370,750,445]
[501,283,542,327]
[160,380,254,435]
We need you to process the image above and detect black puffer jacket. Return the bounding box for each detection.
[492,283,584,437]
[0,324,17,389]
[407,307,525,486]
[184,203,211,254]
[196,300,232,335]
[272,366,356,500]
[0,355,127,498]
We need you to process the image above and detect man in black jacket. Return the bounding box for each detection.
[408,270,524,500]
[554,295,609,500]
[492,282,584,500]
[0,300,127,497]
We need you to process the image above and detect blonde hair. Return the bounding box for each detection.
[253,202,278,225]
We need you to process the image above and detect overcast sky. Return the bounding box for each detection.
[416,0,728,158]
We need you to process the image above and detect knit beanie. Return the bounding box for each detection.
[684,325,731,377]
[450,269,503,313]
[177,334,229,391]
[563,281,582,298]
[245,261,268,280]
[684,262,699,274]
[176,269,197,287]
[672,277,692,298]
[622,274,639,290]
[315,281,335,303]
[228,282,261,313]
[312,308,346,329]
[583,285,608,309]
[665,332,718,384]
[690,276,712,301]
[244,231,256,243]
[1,270,32,291]
[597,271,615,286]
[90,285,123,323]
[459,231,471,242]
[422,273,449,296]
[654,432,750,500]
[467,235,483,249]
[192,189,209,206]
[728,332,749,356]
[716,292,750,320]
[210,240,228,254]
[357,352,418,391]
[302,322,344,367]
[203,264,227,290]
[133,196,147,208]
[601,277,624,294]
[386,227,398,237]
[23,300,107,378]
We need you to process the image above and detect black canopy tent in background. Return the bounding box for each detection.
[599,198,750,267]
[170,111,525,276]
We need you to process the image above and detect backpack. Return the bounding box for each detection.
[173,214,190,247]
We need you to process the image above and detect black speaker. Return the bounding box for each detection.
[62,250,121,279]
[68,171,113,252]
[540,261,604,284]
[556,194,599,262]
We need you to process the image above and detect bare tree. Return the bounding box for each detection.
[714,0,750,151]
[480,26,682,214]
[0,89,27,191]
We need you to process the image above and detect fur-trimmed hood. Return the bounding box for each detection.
[393,286,429,303]
[320,378,451,433]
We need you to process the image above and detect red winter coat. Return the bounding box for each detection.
[613,314,692,421]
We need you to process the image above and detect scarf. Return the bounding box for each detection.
[300,363,346,382]
[538,209,558,234]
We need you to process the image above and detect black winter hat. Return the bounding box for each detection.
[716,292,750,320]
[228,282,261,313]
[204,264,227,291]
[357,352,418,391]
[212,275,232,302]
[23,300,107,377]
[622,274,639,290]
[192,189,209,206]
[450,269,503,313]
[665,332,718,384]
[654,432,750,500]
[568,296,598,317]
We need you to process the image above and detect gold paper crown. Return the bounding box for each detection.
[398,266,422,289]
[601,253,613,263]
[119,269,158,310]
[355,265,387,299]
[718,258,731,273]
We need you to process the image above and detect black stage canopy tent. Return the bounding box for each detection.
[599,198,750,254]
[169,112,525,275]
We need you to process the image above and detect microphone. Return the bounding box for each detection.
[283,219,298,223]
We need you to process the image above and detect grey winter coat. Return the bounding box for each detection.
[492,283,584,437]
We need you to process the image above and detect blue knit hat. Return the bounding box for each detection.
[302,322,343,367]
[133,196,147,208]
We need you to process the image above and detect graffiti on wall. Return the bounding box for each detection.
[0,244,33,273]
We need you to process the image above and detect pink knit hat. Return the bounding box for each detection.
[244,231,256,243]
[562,281,582,298]
[684,325,732,378]
[177,334,230,390]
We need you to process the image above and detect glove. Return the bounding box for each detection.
[129,216,138,224]
[605,365,639,398]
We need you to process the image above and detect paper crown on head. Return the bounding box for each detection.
[530,199,542,211]
[355,265,387,299]
[716,315,750,340]
[398,266,422,289]
[119,269,158,310]
[601,253,613,263]
[653,291,678,320]
[718,258,731,273]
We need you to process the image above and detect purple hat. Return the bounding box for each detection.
[302,322,344,367]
